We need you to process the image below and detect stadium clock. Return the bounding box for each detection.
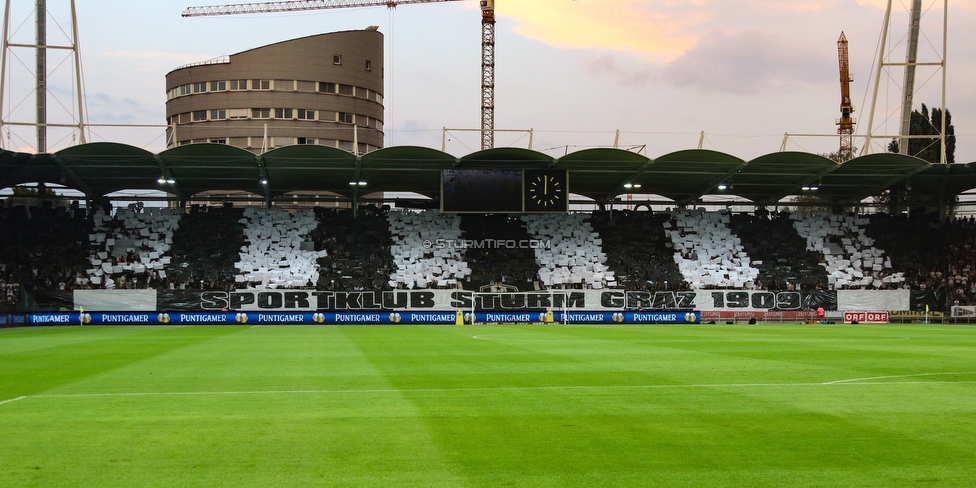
[523,169,568,212]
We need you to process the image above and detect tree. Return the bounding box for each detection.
[887,103,956,164]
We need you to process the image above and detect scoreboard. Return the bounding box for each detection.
[441,169,568,213]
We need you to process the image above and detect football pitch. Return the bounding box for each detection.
[2,324,975,487]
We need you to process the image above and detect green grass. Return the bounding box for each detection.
[2,324,976,487]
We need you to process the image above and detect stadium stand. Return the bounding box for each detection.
[167,206,245,290]
[866,212,944,291]
[311,206,394,290]
[388,209,468,289]
[588,210,684,290]
[235,207,324,289]
[728,211,830,290]
[85,206,181,289]
[0,204,90,293]
[6,201,976,307]
[668,209,763,289]
[521,213,612,288]
[459,213,540,290]
[792,212,905,289]
[946,216,976,305]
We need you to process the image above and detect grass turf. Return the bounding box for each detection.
[1,324,975,487]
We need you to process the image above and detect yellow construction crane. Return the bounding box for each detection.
[836,31,855,161]
[182,0,497,149]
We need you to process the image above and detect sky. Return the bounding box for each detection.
[1,0,973,163]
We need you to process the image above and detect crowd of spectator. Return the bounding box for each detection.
[166,205,246,291]
[943,216,976,305]
[589,210,685,291]
[459,213,540,289]
[310,206,394,291]
[866,212,945,292]
[9,200,976,306]
[0,204,91,297]
[729,211,829,291]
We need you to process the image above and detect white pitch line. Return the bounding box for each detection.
[16,379,976,401]
[823,371,976,385]
[0,396,27,406]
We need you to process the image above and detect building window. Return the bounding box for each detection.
[193,82,207,93]
[338,112,354,124]
[333,54,342,65]
[365,60,371,71]
[229,79,247,90]
[252,79,271,90]
[338,140,354,152]
[192,110,208,121]
[275,108,293,119]
[180,85,192,95]
[210,80,227,91]
[297,137,315,145]
[338,84,354,96]
[228,108,248,119]
[210,109,227,120]
[251,108,271,119]
[374,92,383,104]
[209,138,227,144]
[297,109,315,120]
[319,82,336,93]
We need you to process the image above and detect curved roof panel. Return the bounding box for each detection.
[556,148,651,200]
[644,150,746,204]
[459,148,554,168]
[817,153,930,202]
[0,143,970,206]
[732,152,838,203]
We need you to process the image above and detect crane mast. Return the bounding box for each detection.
[836,31,855,161]
[182,0,497,149]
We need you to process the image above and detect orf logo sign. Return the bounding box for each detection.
[844,311,889,324]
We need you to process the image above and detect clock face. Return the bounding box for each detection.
[524,169,568,212]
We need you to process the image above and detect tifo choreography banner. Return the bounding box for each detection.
[27,311,701,326]
[59,288,901,312]
[143,289,842,312]
[60,288,910,313]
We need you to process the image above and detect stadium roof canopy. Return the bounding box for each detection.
[3,142,976,206]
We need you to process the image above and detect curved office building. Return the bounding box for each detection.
[165,29,384,155]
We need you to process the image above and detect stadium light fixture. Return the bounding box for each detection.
[261,179,269,185]
[157,177,175,184]
[349,181,368,186]
[717,183,728,190]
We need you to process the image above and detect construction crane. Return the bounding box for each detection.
[182,0,497,150]
[836,31,855,161]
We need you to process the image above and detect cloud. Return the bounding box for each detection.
[499,0,706,61]
[586,56,655,87]
[660,30,834,95]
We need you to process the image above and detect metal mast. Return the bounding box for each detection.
[0,0,87,152]
[836,32,855,161]
[479,0,494,149]
[182,0,497,149]
[861,0,948,163]
[897,0,922,155]
[36,0,46,152]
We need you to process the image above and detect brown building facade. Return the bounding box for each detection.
[165,30,384,155]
